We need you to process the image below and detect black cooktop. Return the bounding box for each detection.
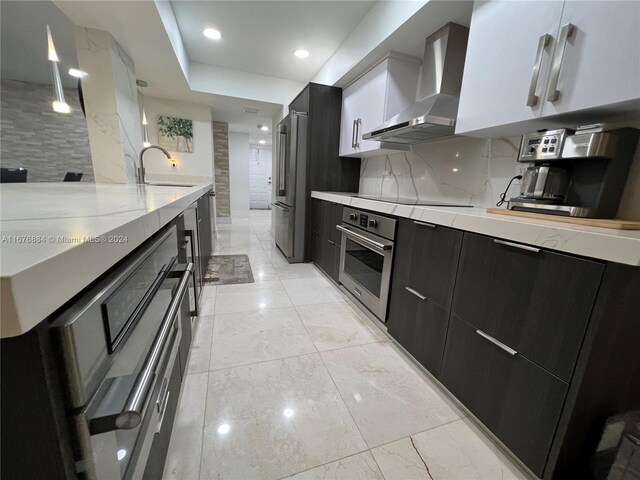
[356,194,473,207]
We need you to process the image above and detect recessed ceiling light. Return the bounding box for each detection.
[294,49,309,59]
[203,28,222,40]
[260,125,269,132]
[68,68,87,78]
[259,140,266,145]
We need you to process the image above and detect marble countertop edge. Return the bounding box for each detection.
[311,191,640,266]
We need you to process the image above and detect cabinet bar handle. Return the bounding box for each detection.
[327,239,335,245]
[355,118,361,148]
[547,23,576,102]
[493,239,541,253]
[476,330,518,356]
[405,286,427,301]
[351,120,357,148]
[413,220,437,229]
[526,34,551,107]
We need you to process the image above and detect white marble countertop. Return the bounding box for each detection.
[312,191,640,267]
[1,182,213,338]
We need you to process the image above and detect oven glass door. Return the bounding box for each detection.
[343,237,384,297]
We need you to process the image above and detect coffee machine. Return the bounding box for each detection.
[508,126,639,218]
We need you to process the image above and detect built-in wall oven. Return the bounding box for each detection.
[50,226,192,479]
[337,207,396,321]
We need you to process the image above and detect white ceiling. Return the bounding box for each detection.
[1,1,80,87]
[213,109,274,147]
[171,0,375,82]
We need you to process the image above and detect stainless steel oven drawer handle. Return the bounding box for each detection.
[271,202,288,212]
[335,225,391,252]
[476,330,518,356]
[116,262,193,430]
[493,238,541,253]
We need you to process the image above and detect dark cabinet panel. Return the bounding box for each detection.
[311,199,323,235]
[324,202,343,245]
[311,199,342,283]
[393,219,462,309]
[387,279,450,376]
[441,315,569,477]
[451,232,603,382]
[197,193,212,275]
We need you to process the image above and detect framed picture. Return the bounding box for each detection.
[157,115,193,153]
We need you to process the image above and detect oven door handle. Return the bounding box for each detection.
[335,225,392,252]
[115,262,193,430]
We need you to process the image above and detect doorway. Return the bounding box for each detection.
[249,147,272,209]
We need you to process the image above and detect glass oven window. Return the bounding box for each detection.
[344,238,383,297]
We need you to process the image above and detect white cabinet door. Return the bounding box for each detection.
[351,60,389,156]
[339,84,358,156]
[541,1,640,116]
[456,1,564,136]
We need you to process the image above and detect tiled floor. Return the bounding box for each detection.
[163,210,533,480]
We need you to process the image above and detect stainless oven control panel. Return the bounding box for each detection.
[342,207,397,241]
[518,129,569,162]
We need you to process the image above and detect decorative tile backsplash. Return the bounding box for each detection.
[213,121,230,219]
[359,134,640,219]
[0,79,94,182]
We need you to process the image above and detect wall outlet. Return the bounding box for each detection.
[514,162,527,178]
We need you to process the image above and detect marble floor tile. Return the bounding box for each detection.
[274,262,321,280]
[199,290,217,316]
[214,280,292,314]
[321,342,464,447]
[199,354,367,479]
[284,451,384,480]
[251,262,280,282]
[296,302,386,352]
[163,372,208,480]
[281,277,344,306]
[187,316,214,374]
[371,418,532,480]
[209,307,317,370]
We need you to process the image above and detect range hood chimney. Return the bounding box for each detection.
[363,23,469,145]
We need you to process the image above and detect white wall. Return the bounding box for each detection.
[140,95,213,184]
[229,131,250,218]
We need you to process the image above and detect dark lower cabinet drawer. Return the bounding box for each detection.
[313,232,340,283]
[441,315,568,477]
[452,232,604,382]
[387,280,449,377]
[393,219,462,309]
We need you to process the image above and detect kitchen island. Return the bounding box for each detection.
[0,182,214,479]
[0,182,212,338]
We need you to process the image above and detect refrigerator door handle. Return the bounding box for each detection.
[277,125,287,196]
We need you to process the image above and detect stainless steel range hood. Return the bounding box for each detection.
[363,23,469,145]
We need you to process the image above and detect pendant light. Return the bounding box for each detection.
[46,25,70,114]
[142,110,151,147]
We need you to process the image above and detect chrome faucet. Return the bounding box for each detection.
[138,145,171,184]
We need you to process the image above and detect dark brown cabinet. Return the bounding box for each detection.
[440,315,569,477]
[311,198,342,283]
[451,232,604,382]
[387,280,450,376]
[393,219,463,309]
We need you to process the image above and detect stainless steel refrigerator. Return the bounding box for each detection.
[273,111,308,263]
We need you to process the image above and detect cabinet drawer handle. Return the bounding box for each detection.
[351,120,357,148]
[355,118,361,148]
[327,239,335,245]
[526,33,551,107]
[547,23,576,102]
[413,220,437,229]
[405,286,427,301]
[493,239,541,253]
[476,330,518,356]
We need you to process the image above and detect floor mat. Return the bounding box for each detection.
[203,254,254,285]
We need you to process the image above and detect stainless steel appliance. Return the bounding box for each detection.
[50,227,192,479]
[337,207,396,321]
[519,165,570,201]
[362,23,469,145]
[508,127,639,217]
[273,111,308,262]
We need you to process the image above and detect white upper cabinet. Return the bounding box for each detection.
[456,0,640,137]
[541,1,640,117]
[340,55,420,158]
